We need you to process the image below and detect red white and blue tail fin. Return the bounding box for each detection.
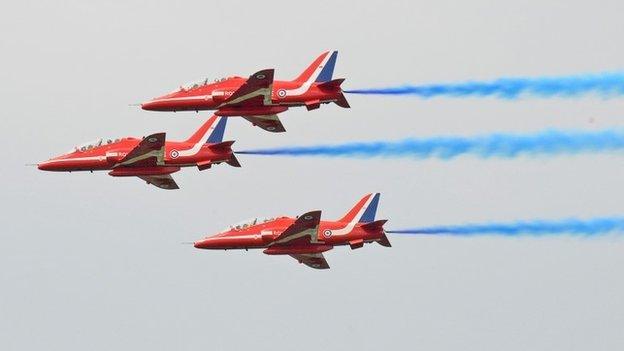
[338,193,381,223]
[296,52,349,108]
[205,118,239,167]
[206,117,227,144]
[293,51,339,83]
[184,115,227,144]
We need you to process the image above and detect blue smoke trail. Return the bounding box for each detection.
[387,217,624,237]
[236,129,624,160]
[344,72,624,99]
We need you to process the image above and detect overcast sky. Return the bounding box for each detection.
[2,1,624,350]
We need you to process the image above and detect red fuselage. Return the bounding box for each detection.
[38,138,231,175]
[141,78,344,114]
[194,217,385,253]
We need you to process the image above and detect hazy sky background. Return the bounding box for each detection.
[2,1,624,350]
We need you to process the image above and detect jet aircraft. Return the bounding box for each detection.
[194,193,390,269]
[141,51,349,133]
[38,116,239,189]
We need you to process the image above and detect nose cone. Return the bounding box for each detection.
[194,235,227,249]
[141,100,158,111]
[37,155,79,172]
[194,238,211,249]
[141,91,181,111]
[37,160,56,171]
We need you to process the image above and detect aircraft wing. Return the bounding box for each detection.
[242,114,286,133]
[138,174,179,190]
[219,69,274,108]
[117,133,166,167]
[271,210,322,246]
[289,253,330,270]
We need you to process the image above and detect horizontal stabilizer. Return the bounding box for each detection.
[377,233,392,247]
[361,219,387,231]
[226,153,242,168]
[318,78,345,90]
[334,93,350,108]
[208,140,235,151]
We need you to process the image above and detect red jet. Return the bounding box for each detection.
[38,115,239,189]
[141,51,349,133]
[194,193,391,269]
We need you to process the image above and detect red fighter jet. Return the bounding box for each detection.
[194,193,391,269]
[38,116,239,189]
[141,51,349,133]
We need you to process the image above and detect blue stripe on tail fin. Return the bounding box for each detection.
[315,51,338,82]
[206,117,227,144]
[359,193,380,223]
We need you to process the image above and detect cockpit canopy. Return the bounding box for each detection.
[70,138,121,153]
[179,76,241,91]
[225,217,278,232]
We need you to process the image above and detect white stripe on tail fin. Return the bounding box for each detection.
[338,193,381,223]
[293,51,338,83]
[178,116,228,157]
[184,115,227,144]
[331,193,381,236]
[286,51,338,96]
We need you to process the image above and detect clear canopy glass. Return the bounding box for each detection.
[179,76,240,91]
[225,217,278,232]
[181,79,210,91]
[71,138,121,153]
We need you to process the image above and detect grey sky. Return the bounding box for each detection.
[2,0,624,350]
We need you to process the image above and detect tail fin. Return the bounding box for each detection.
[338,193,381,223]
[293,51,338,83]
[206,117,227,144]
[184,115,227,144]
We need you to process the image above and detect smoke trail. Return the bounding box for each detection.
[344,72,624,99]
[236,129,624,160]
[387,217,624,237]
